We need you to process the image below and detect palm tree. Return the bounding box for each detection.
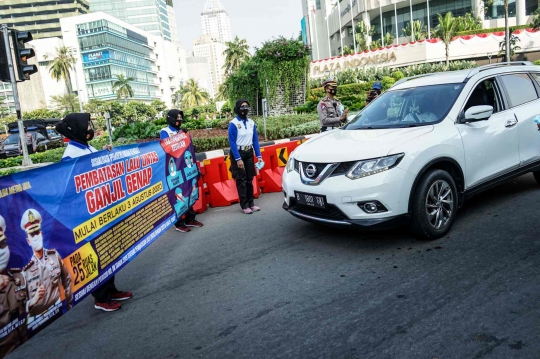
[223,36,251,75]
[433,12,457,69]
[45,46,76,111]
[180,79,210,108]
[171,89,183,108]
[112,74,135,103]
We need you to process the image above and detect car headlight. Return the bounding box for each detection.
[286,153,295,173]
[346,154,404,180]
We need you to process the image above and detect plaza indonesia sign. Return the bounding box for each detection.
[311,51,397,77]
[0,133,199,358]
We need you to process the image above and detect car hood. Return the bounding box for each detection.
[293,126,434,163]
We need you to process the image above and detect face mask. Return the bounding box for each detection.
[28,232,43,252]
[239,106,249,118]
[329,88,337,96]
[0,246,9,272]
[86,129,95,141]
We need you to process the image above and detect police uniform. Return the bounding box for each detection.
[20,210,72,317]
[318,79,345,132]
[0,216,27,357]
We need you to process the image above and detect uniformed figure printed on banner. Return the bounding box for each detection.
[166,157,184,190]
[317,78,349,133]
[183,151,198,181]
[20,209,72,319]
[0,215,27,358]
[189,179,199,207]
[174,188,189,217]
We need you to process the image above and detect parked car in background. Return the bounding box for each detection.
[3,131,50,157]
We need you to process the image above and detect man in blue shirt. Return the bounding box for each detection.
[228,99,263,214]
[160,109,203,232]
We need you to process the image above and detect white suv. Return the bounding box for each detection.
[283,62,540,239]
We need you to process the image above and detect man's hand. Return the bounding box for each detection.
[237,160,245,170]
[29,285,45,308]
[341,108,350,121]
[103,144,113,151]
[0,275,9,290]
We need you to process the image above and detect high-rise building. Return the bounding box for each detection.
[185,57,212,97]
[0,0,89,39]
[166,0,180,45]
[89,0,172,42]
[192,35,226,98]
[201,0,232,44]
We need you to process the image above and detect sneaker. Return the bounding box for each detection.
[186,219,203,228]
[242,208,253,214]
[111,291,133,301]
[250,206,260,212]
[95,300,122,312]
[175,225,190,233]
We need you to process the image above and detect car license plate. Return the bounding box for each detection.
[295,191,327,209]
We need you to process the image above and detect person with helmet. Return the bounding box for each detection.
[365,81,383,106]
[0,215,27,357]
[20,209,72,317]
[318,78,349,132]
[160,109,204,233]
[56,113,131,312]
[228,99,264,214]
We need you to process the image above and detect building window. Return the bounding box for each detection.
[485,0,516,20]
[525,0,539,15]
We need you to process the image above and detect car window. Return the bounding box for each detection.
[498,73,538,108]
[3,134,19,145]
[464,78,502,114]
[344,83,464,130]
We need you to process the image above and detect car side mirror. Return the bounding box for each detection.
[463,105,493,123]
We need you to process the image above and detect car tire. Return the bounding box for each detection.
[409,169,458,240]
[533,171,540,185]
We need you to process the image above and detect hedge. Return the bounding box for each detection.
[456,25,530,36]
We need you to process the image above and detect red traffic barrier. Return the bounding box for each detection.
[203,157,240,207]
[258,141,303,193]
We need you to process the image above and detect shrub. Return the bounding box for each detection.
[112,122,160,141]
[456,25,529,36]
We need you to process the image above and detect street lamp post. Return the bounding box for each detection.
[68,47,84,113]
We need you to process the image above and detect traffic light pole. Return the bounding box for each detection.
[1,24,32,166]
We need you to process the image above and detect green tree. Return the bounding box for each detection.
[181,79,210,108]
[112,74,135,102]
[84,98,106,116]
[150,99,166,113]
[402,20,428,40]
[45,46,76,112]
[343,46,355,55]
[123,101,157,122]
[223,36,251,75]
[355,21,373,52]
[50,94,79,115]
[433,12,458,69]
[171,89,183,108]
[499,28,521,57]
[23,109,62,119]
[531,9,540,30]
[455,13,483,32]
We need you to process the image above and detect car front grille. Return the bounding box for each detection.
[289,199,348,221]
[295,160,356,178]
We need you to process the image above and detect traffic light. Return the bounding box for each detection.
[0,30,9,82]
[11,30,37,81]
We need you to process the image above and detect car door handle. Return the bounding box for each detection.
[505,119,518,128]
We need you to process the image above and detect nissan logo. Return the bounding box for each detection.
[305,164,317,178]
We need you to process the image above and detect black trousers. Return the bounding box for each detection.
[175,207,196,227]
[230,149,255,209]
[92,276,118,303]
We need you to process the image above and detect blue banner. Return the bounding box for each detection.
[0,133,197,357]
[82,50,110,64]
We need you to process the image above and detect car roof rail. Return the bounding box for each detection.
[390,73,437,88]
[465,61,534,80]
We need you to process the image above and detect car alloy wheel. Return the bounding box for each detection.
[425,180,454,230]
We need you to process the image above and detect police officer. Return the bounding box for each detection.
[20,209,72,318]
[318,78,349,132]
[0,215,27,357]
[365,81,382,106]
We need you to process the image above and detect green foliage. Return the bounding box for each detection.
[223,36,251,75]
[355,21,373,52]
[0,147,66,169]
[499,28,522,57]
[456,24,528,36]
[220,101,232,114]
[255,36,311,102]
[192,137,230,153]
[23,109,62,119]
[123,101,158,122]
[531,9,540,30]
[393,71,405,80]
[534,60,540,65]
[112,122,160,141]
[84,99,106,116]
[433,12,458,68]
[455,13,483,33]
[51,94,79,115]
[112,74,135,101]
[222,58,260,108]
[45,46,75,98]
[150,100,167,113]
[180,79,211,108]
[343,46,355,55]
[402,20,428,40]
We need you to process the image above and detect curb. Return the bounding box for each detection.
[195,133,319,161]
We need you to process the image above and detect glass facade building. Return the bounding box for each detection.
[76,20,159,101]
[89,0,172,41]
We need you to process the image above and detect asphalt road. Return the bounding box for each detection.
[9,174,540,359]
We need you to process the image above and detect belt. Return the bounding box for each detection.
[238,145,253,151]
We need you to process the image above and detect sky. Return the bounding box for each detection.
[173,0,304,52]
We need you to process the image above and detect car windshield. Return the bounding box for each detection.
[4,134,19,145]
[343,83,465,130]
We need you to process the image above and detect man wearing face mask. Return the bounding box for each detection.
[228,99,263,214]
[318,78,349,132]
[160,109,204,233]
[21,209,72,318]
[0,215,28,358]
